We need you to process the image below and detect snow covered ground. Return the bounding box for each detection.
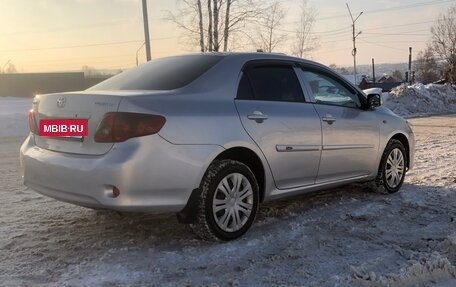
[0,97,31,137]
[1,87,456,286]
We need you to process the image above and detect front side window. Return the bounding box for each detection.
[302,70,361,108]
[237,65,304,102]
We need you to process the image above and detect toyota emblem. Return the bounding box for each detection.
[57,97,66,108]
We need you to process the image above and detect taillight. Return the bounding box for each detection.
[94,112,166,143]
[28,109,38,134]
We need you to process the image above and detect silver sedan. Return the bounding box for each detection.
[20,53,414,240]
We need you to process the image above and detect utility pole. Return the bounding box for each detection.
[346,3,362,85]
[142,0,151,61]
[372,58,376,84]
[408,47,412,84]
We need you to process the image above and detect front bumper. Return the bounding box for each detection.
[20,134,223,212]
[408,131,415,170]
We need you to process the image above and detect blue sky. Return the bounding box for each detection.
[0,0,454,72]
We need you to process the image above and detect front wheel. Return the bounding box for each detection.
[371,139,407,193]
[190,160,259,241]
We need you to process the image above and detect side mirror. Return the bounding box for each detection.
[367,94,381,109]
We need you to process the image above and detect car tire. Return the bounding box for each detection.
[190,160,259,241]
[371,139,407,194]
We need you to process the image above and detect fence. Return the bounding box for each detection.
[0,72,111,97]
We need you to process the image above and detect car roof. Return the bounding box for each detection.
[162,52,329,70]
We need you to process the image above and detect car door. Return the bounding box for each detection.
[235,61,322,189]
[298,66,380,183]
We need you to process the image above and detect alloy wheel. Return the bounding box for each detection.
[385,148,405,188]
[212,173,254,232]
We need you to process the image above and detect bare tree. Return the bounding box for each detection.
[208,0,213,51]
[415,47,440,84]
[82,65,101,77]
[430,5,456,83]
[212,0,223,51]
[223,0,233,51]
[252,1,286,52]
[197,0,205,52]
[168,0,263,52]
[328,64,349,75]
[1,62,17,73]
[292,0,318,58]
[166,1,203,50]
[392,70,404,82]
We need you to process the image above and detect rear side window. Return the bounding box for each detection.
[237,73,254,99]
[89,54,224,91]
[237,65,304,102]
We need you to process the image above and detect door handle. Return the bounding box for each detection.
[322,116,336,124]
[247,111,268,123]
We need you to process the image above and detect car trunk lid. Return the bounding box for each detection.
[32,91,127,155]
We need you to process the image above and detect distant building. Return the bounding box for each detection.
[378,75,401,83]
[341,74,368,85]
[359,77,370,90]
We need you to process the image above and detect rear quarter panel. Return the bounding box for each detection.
[118,92,276,198]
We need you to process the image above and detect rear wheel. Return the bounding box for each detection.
[190,160,259,241]
[371,139,407,193]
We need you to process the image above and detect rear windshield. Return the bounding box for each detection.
[89,54,225,91]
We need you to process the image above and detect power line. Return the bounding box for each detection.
[363,33,429,36]
[280,6,455,44]
[358,0,454,15]
[272,26,351,36]
[362,29,430,36]
[311,26,352,35]
[22,55,135,66]
[317,46,353,54]
[358,39,406,52]
[0,15,170,37]
[18,50,184,68]
[0,40,142,52]
[0,19,140,37]
[0,36,179,53]
[359,33,430,40]
[315,0,454,21]
[24,58,136,68]
[21,53,135,64]
[362,20,434,31]
[362,39,428,44]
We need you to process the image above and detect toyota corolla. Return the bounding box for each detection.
[20,53,414,240]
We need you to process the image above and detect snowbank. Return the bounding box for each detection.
[383,84,456,117]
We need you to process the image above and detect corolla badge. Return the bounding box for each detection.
[57,96,67,108]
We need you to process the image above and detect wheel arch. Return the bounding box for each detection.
[389,133,410,169]
[177,146,267,224]
[213,147,266,203]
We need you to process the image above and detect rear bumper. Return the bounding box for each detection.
[20,134,223,212]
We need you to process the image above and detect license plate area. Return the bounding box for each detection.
[39,119,89,138]
[52,136,85,142]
